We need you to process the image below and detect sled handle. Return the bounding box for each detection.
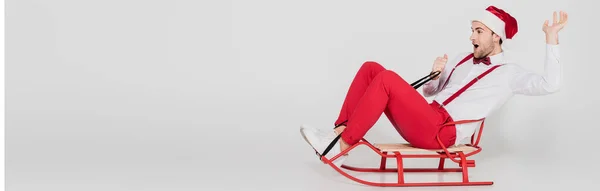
[411,71,441,89]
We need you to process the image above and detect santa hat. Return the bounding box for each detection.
[472,6,518,41]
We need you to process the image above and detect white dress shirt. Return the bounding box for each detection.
[423,44,562,146]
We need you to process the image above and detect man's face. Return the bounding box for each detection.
[470,21,500,58]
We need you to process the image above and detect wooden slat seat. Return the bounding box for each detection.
[374,143,478,153]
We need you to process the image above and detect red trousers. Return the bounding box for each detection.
[334,61,456,149]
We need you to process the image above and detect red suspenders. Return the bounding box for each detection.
[432,54,503,155]
[441,54,474,89]
[437,53,503,107]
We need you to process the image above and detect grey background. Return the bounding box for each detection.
[7,0,599,190]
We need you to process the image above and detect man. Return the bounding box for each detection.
[300,5,568,168]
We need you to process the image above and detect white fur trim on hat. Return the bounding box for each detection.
[472,11,506,40]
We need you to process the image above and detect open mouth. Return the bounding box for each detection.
[473,44,479,49]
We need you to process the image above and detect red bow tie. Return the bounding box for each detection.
[473,57,491,65]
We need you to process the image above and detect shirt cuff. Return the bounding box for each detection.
[547,43,560,61]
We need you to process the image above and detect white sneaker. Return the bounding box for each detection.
[300,124,347,168]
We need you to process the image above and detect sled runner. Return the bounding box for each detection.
[315,60,500,187]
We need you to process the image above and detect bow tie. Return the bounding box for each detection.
[473,57,491,65]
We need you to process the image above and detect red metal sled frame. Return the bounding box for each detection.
[319,120,493,187]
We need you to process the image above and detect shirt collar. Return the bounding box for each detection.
[487,51,505,65]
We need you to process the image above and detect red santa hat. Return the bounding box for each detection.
[472,6,518,41]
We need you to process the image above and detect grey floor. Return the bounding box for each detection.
[8,128,599,191]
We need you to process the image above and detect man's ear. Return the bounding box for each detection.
[492,33,501,44]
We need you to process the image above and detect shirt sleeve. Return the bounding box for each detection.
[509,44,562,95]
[423,53,468,97]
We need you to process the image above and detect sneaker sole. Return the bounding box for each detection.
[299,127,322,157]
[300,126,348,167]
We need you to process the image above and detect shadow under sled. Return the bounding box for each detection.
[315,71,494,187]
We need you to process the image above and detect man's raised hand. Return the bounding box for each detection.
[543,11,568,45]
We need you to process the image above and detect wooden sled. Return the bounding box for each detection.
[316,71,494,187]
[319,122,491,187]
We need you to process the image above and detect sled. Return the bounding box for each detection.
[319,122,491,187]
[316,69,495,187]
